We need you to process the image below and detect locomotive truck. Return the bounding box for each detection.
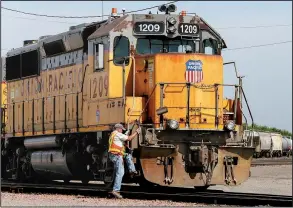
[1,5,255,189]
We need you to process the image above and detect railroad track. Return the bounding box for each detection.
[251,158,292,166]
[1,180,292,206]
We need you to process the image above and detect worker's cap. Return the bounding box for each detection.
[114,123,126,130]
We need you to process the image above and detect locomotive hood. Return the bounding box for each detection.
[134,53,224,129]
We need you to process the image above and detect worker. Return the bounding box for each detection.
[108,123,140,199]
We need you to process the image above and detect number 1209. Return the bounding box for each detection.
[134,22,164,34]
[138,23,161,32]
[179,24,199,35]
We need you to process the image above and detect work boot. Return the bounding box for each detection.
[111,190,123,199]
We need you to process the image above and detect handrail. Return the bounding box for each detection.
[125,56,136,131]
[108,56,136,131]
[240,105,248,130]
[139,82,254,132]
[138,84,158,121]
[7,91,82,104]
[240,86,254,128]
[137,81,213,122]
[138,82,244,129]
[8,91,82,136]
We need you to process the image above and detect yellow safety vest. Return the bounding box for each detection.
[108,132,125,156]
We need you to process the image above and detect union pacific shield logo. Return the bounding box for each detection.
[185,60,203,83]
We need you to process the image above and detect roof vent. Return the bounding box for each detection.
[39,35,51,41]
[69,23,88,31]
[23,40,38,46]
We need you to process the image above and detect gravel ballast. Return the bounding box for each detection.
[1,193,213,207]
[209,165,292,196]
[1,165,291,206]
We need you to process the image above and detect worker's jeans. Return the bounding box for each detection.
[109,153,136,191]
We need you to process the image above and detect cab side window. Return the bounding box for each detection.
[203,38,218,55]
[113,36,130,65]
[94,43,104,71]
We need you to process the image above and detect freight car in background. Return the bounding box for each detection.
[282,136,292,157]
[243,130,291,158]
[1,5,256,189]
[270,133,283,157]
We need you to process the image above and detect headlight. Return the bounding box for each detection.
[168,119,179,129]
[168,17,177,25]
[225,120,235,131]
[167,26,177,33]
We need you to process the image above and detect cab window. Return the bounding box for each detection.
[94,43,104,71]
[136,38,196,55]
[203,38,218,55]
[113,36,130,65]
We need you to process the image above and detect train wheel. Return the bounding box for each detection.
[104,179,114,189]
[138,178,156,190]
[82,179,89,185]
[194,186,210,191]
[1,156,8,180]
[265,152,270,158]
[103,160,115,189]
[34,177,52,184]
[64,180,70,184]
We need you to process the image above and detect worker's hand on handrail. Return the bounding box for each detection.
[136,127,141,134]
[127,127,141,141]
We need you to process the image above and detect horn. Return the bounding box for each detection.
[167,4,177,13]
[158,4,167,12]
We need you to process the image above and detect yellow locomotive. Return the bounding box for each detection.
[1,81,7,134]
[1,5,254,189]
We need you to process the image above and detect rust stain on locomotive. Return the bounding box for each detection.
[113,20,134,32]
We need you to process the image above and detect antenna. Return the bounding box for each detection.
[102,1,104,20]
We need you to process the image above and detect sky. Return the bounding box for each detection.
[1,1,292,131]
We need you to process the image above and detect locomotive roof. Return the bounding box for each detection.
[88,15,129,39]
[6,20,103,57]
[6,12,227,57]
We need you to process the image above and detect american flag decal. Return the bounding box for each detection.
[185,60,203,83]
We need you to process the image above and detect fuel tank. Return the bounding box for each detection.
[30,150,89,180]
[24,136,62,150]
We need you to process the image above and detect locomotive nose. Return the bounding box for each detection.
[141,54,223,129]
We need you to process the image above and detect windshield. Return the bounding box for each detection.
[136,38,198,55]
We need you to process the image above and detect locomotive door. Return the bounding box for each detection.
[83,37,107,127]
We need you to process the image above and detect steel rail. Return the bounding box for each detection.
[251,159,292,166]
[1,180,291,206]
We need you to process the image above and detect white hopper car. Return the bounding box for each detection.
[282,136,292,156]
[243,131,290,158]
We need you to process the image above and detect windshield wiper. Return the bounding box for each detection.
[113,35,123,50]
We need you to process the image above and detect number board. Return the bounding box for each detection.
[133,22,165,34]
[178,23,200,36]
